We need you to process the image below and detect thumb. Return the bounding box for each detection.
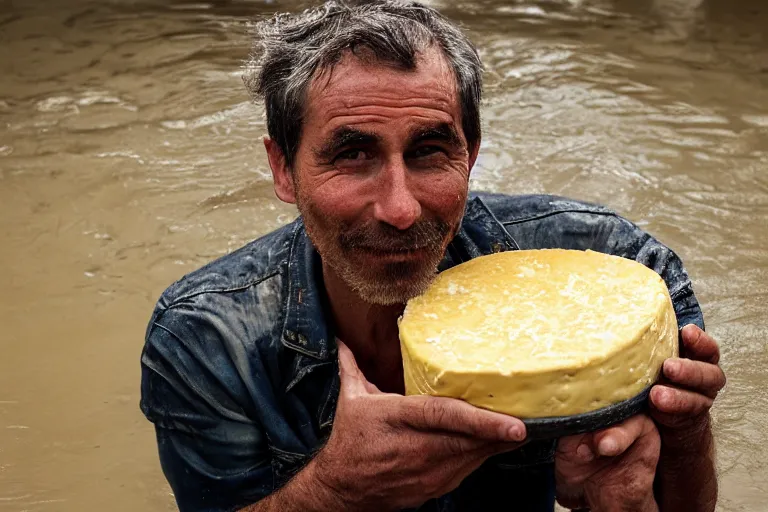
[336,340,379,395]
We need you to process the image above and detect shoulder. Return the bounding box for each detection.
[140,221,299,423]
[155,220,298,309]
[145,220,298,355]
[471,191,616,225]
[470,191,644,252]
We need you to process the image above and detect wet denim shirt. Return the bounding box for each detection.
[140,192,704,512]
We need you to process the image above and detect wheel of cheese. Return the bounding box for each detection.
[398,249,678,418]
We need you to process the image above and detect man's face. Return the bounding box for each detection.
[270,48,476,305]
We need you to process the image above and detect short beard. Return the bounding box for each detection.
[336,219,451,305]
[298,199,455,306]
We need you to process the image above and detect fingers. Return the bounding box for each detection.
[557,433,599,467]
[336,341,379,396]
[650,385,714,416]
[400,395,526,443]
[556,433,590,457]
[592,414,655,458]
[649,326,724,428]
[680,324,720,364]
[556,416,661,512]
[662,358,726,398]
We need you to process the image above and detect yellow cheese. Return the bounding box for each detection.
[399,249,678,418]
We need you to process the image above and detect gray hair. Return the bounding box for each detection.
[243,0,483,168]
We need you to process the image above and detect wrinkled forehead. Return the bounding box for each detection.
[304,46,462,125]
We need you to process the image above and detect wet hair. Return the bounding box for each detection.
[243,0,483,168]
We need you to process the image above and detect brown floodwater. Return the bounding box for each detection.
[0,0,766,510]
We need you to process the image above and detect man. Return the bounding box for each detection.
[140,2,725,511]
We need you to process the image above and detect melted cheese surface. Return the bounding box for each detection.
[399,249,678,418]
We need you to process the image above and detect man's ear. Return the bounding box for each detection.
[264,137,296,204]
[468,136,481,173]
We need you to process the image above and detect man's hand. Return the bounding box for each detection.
[650,324,726,445]
[556,415,660,512]
[311,341,526,511]
[649,324,723,512]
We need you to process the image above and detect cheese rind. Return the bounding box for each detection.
[399,249,678,418]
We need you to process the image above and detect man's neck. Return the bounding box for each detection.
[322,262,406,394]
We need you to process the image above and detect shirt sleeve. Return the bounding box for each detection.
[140,307,274,512]
[502,206,705,330]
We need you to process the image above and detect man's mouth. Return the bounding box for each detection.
[356,245,430,260]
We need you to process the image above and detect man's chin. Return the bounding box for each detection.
[327,248,444,305]
[356,283,430,305]
[351,269,436,305]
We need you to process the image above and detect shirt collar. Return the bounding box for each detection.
[279,195,520,363]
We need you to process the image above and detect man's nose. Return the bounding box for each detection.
[373,158,422,231]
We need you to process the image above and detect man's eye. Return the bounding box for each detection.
[410,146,443,158]
[335,149,369,162]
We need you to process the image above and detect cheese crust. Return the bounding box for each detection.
[399,249,678,418]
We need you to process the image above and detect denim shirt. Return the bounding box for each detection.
[140,192,704,512]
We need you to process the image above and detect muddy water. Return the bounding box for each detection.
[0,0,766,510]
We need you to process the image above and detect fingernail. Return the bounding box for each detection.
[598,437,619,457]
[664,360,680,378]
[507,425,524,442]
[576,443,594,462]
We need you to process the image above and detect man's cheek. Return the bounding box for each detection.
[430,169,468,205]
